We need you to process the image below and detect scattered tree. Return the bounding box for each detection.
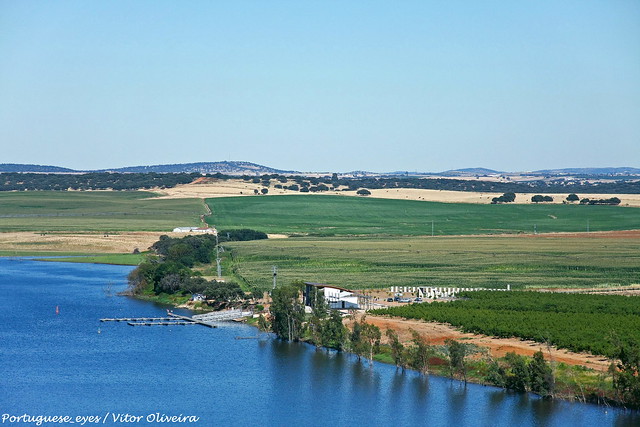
[531,195,553,203]
[446,339,468,383]
[270,284,305,342]
[491,192,516,204]
[609,335,640,407]
[350,316,381,363]
[528,350,555,397]
[321,310,347,351]
[408,330,432,374]
[386,329,406,369]
[504,352,529,392]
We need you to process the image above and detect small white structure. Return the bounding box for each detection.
[304,282,360,310]
[172,227,216,234]
[390,285,511,299]
[191,294,205,302]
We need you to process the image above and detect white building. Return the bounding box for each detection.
[304,282,360,310]
[172,226,217,234]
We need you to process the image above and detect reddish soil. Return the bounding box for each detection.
[349,314,611,372]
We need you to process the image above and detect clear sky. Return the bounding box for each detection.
[1,1,638,173]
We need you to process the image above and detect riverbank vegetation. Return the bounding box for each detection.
[206,195,639,236]
[370,291,640,358]
[126,231,267,308]
[370,291,640,408]
[261,283,638,406]
[269,287,639,408]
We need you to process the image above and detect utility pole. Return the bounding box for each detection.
[272,266,278,289]
[431,220,434,237]
[215,233,222,279]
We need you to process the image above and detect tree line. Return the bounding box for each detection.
[264,283,563,400]
[127,231,266,306]
[0,172,200,191]
[371,291,640,407]
[249,174,640,195]
[3,171,638,195]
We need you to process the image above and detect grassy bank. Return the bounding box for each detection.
[38,253,146,266]
[206,195,640,236]
[224,235,640,290]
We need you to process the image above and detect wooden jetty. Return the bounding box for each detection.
[192,309,252,322]
[167,312,217,328]
[127,321,197,326]
[100,313,217,328]
[100,317,173,322]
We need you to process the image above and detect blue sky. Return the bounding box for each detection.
[1,1,638,172]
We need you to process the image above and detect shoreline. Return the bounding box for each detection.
[3,250,636,410]
[244,313,627,410]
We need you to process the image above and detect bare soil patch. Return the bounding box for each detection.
[0,231,182,254]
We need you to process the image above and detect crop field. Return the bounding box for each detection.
[0,191,205,232]
[206,195,640,236]
[370,291,640,357]
[224,235,640,290]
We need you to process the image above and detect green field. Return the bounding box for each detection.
[0,191,205,232]
[224,235,640,290]
[206,195,640,236]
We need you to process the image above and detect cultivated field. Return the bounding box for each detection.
[156,179,640,207]
[370,291,640,358]
[0,191,206,232]
[206,195,640,236]
[224,234,640,290]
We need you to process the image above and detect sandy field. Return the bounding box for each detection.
[0,231,180,254]
[152,179,640,207]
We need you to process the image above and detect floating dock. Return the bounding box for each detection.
[100,317,174,322]
[101,313,217,328]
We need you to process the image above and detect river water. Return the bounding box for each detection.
[0,258,637,426]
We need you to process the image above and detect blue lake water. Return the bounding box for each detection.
[0,257,638,426]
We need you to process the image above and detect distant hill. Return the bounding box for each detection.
[0,163,76,173]
[1,162,638,178]
[100,161,298,175]
[532,167,640,176]
[439,167,502,176]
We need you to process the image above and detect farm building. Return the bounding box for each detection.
[172,226,217,234]
[304,282,360,310]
